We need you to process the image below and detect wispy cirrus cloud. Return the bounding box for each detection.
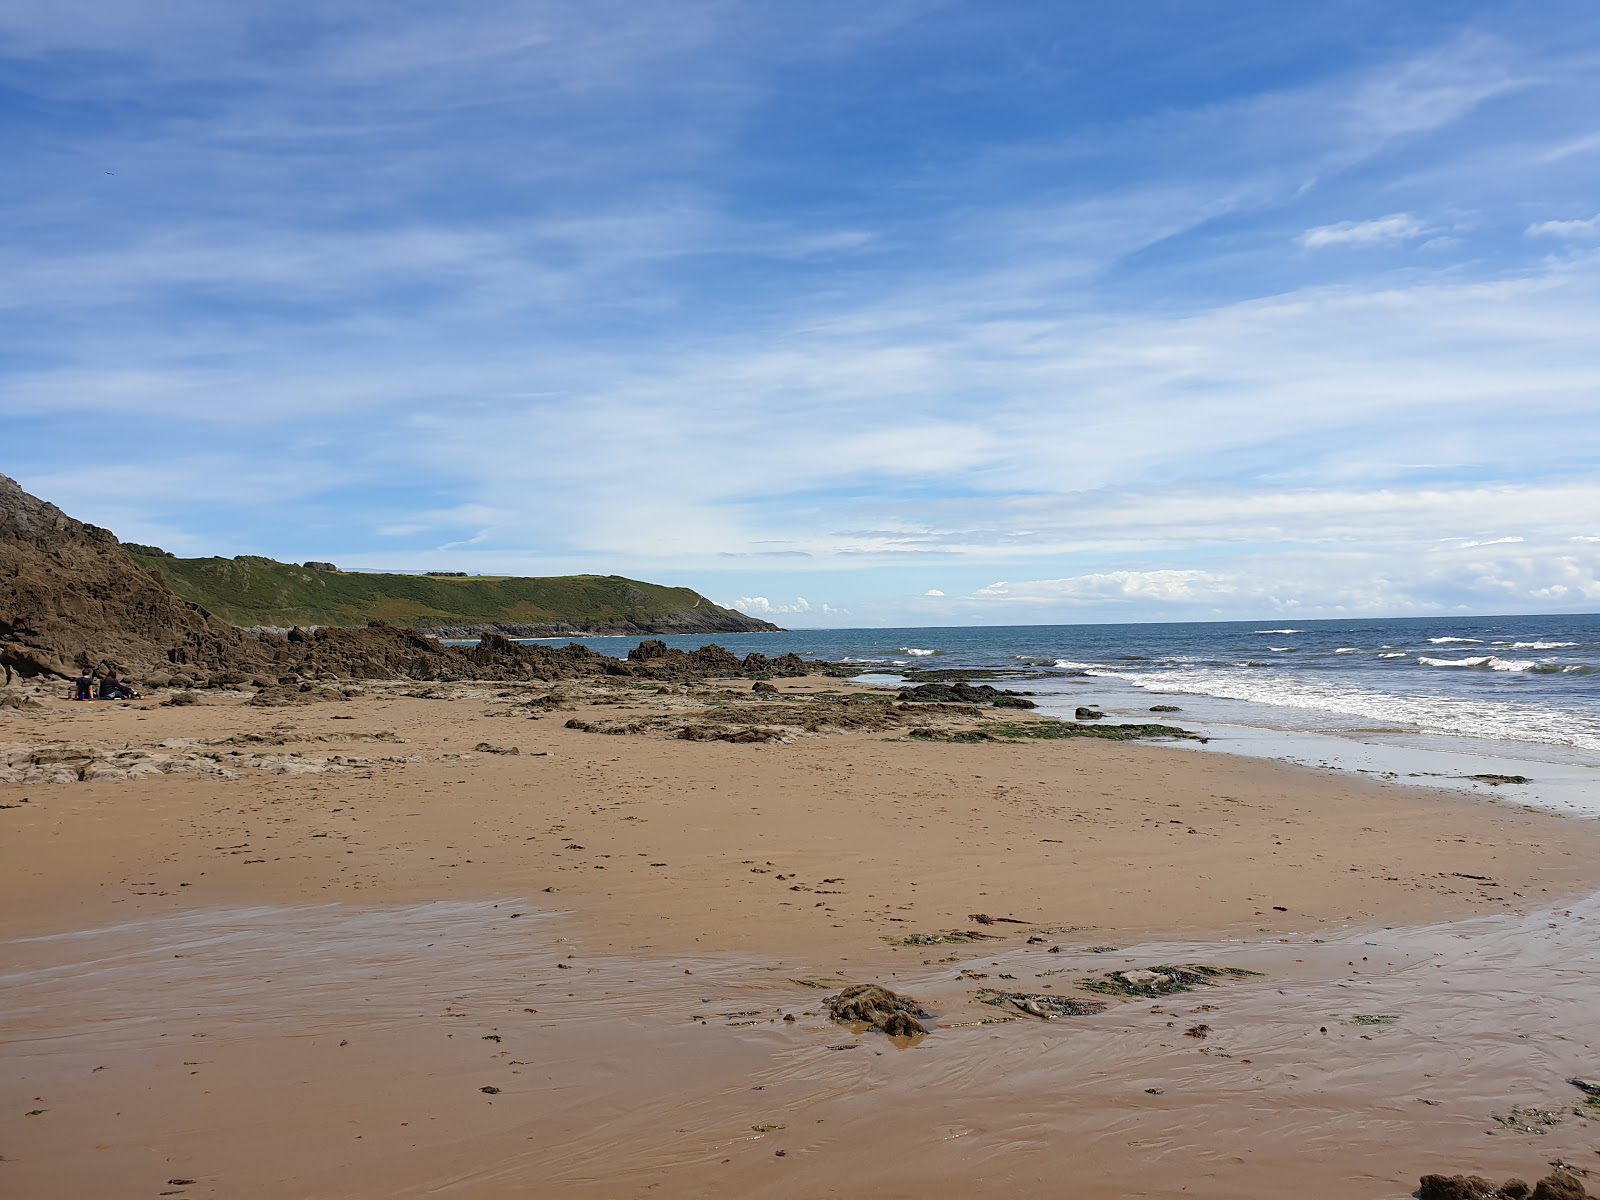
[1297,213,1432,248]
[4,2,1600,624]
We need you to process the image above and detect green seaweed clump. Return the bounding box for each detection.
[1080,963,1262,998]
[888,930,1001,946]
[976,990,1108,1019]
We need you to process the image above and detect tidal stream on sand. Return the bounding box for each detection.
[4,894,1598,1198]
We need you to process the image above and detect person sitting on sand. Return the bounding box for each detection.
[97,670,136,701]
[75,669,95,701]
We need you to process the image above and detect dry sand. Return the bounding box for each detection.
[4,680,1599,1198]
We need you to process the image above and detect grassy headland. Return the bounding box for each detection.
[124,550,778,635]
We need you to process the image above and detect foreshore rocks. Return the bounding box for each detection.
[1419,1171,1590,1200]
[897,681,1035,708]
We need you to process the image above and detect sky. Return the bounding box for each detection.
[3,1,1599,628]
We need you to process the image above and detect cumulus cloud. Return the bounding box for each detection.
[730,595,810,615]
[1297,213,1430,249]
[923,588,944,596]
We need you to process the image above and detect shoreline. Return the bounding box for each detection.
[4,680,1600,1197]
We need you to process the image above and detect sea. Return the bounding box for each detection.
[505,613,1600,816]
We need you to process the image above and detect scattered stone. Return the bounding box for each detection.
[824,984,930,1037]
[1184,1023,1211,1039]
[967,913,1027,925]
[1075,707,1104,720]
[1149,704,1181,712]
[480,1086,500,1094]
[162,691,201,706]
[752,681,779,694]
[1567,1078,1600,1098]
[473,742,520,755]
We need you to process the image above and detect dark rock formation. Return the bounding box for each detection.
[1076,706,1105,720]
[303,561,339,573]
[0,472,274,682]
[1418,1172,1589,1200]
[897,681,1035,708]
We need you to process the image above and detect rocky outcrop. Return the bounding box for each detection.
[0,473,275,682]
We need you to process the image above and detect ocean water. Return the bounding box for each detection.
[530,614,1600,810]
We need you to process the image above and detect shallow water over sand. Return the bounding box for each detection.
[4,897,1598,1198]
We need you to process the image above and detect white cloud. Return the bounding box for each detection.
[958,537,1600,617]
[729,595,811,615]
[974,570,1229,605]
[923,588,944,596]
[1297,213,1430,249]
[1527,215,1600,239]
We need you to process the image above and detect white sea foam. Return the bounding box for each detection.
[1334,648,1358,654]
[1091,668,1600,752]
[1267,646,1296,652]
[1255,629,1302,634]
[1053,659,1101,671]
[900,648,938,657]
[1379,651,1408,659]
[1506,641,1580,650]
[1418,655,1538,672]
[1429,636,1484,645]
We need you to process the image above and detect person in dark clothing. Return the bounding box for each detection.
[75,670,95,701]
[98,670,135,700]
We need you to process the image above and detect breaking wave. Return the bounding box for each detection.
[1419,656,1540,672]
[1429,637,1484,645]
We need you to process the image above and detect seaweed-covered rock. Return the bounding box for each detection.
[1075,706,1104,720]
[1417,1173,1588,1200]
[1531,1172,1589,1200]
[897,682,1034,708]
[1419,1178,1499,1200]
[824,984,929,1036]
[977,990,1107,1020]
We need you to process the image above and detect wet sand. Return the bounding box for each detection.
[3,682,1599,1197]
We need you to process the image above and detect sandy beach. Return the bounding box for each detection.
[4,679,1599,1198]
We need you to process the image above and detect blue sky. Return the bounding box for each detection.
[4,1,1599,627]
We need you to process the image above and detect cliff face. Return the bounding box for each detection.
[0,473,270,680]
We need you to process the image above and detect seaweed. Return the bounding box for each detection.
[976,990,1108,1019]
[1080,964,1262,998]
[888,930,1002,946]
[824,984,930,1036]
[912,720,1205,744]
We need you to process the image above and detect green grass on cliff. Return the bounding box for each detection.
[126,551,754,631]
